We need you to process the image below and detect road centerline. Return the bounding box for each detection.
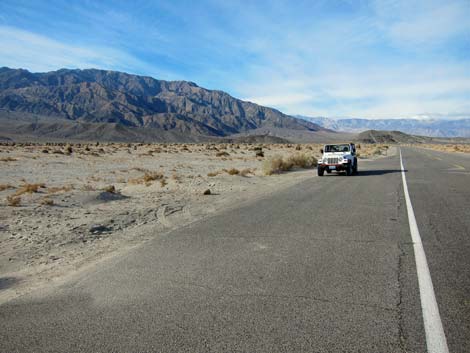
[400,149,449,353]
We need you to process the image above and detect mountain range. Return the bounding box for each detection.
[0,67,328,142]
[297,116,470,138]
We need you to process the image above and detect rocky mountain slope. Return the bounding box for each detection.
[0,67,325,142]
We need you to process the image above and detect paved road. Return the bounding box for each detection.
[1,147,469,352]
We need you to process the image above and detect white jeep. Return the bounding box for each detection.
[317,143,358,176]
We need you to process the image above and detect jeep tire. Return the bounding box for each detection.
[353,158,358,174]
[346,163,352,176]
[318,166,324,176]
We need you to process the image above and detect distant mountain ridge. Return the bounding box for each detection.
[297,116,470,138]
[0,67,326,142]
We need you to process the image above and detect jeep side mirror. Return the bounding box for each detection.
[320,149,324,153]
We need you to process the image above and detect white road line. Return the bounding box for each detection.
[400,149,449,353]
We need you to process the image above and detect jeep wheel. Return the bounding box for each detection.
[318,167,324,176]
[353,158,358,174]
[346,163,352,176]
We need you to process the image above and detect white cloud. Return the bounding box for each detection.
[383,1,470,46]
[0,25,171,78]
[244,93,313,107]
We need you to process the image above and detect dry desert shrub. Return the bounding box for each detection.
[47,185,73,194]
[263,153,317,175]
[0,157,17,162]
[7,195,21,207]
[129,171,164,185]
[14,183,46,196]
[82,184,95,191]
[287,153,317,168]
[372,148,382,155]
[143,172,164,182]
[65,145,73,155]
[0,184,13,192]
[263,155,293,175]
[40,198,54,206]
[216,151,230,157]
[103,185,116,193]
[226,168,240,175]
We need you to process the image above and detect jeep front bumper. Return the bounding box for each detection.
[318,162,350,171]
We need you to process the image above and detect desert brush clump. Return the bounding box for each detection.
[216,151,230,157]
[40,198,54,206]
[0,184,13,192]
[286,153,317,168]
[263,153,317,175]
[226,168,240,175]
[7,195,21,207]
[47,185,73,194]
[262,155,293,175]
[14,183,46,196]
[0,157,17,162]
[143,172,164,183]
[129,171,165,185]
[103,185,116,193]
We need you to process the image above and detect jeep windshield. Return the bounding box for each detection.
[324,144,350,153]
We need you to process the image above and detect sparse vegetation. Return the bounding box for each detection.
[103,185,116,193]
[0,157,17,162]
[263,155,293,175]
[40,198,54,206]
[417,143,470,154]
[7,195,21,207]
[48,185,73,194]
[14,183,46,196]
[286,153,317,168]
[0,184,13,192]
[128,171,165,185]
[263,153,317,175]
[226,168,240,175]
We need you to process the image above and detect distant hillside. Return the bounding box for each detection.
[297,116,470,138]
[0,67,327,142]
[356,130,428,144]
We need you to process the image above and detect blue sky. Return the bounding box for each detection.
[0,0,469,119]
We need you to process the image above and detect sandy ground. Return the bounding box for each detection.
[0,142,395,303]
[411,143,470,154]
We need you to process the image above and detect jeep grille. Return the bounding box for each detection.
[327,157,339,164]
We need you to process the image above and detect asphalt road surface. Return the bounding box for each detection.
[1,147,469,353]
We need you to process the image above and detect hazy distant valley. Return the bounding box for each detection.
[298,116,470,138]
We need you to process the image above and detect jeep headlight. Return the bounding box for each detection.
[338,156,344,161]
